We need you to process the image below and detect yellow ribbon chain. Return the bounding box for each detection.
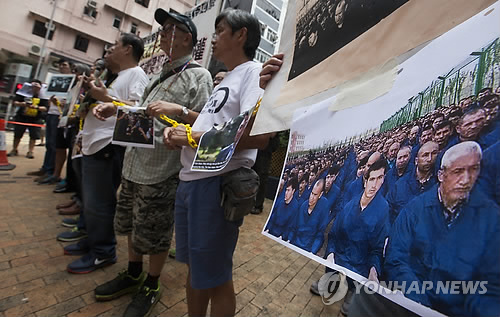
[112,101,198,148]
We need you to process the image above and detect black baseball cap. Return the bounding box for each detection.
[154,9,198,46]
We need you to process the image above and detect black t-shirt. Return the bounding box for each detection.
[15,94,48,122]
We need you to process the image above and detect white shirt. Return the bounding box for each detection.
[82,66,148,155]
[180,61,263,181]
[47,101,62,115]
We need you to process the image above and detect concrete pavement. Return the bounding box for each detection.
[0,131,342,317]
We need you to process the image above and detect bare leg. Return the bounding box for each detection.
[28,138,36,153]
[53,148,67,178]
[149,252,168,276]
[186,268,210,317]
[210,280,236,317]
[12,137,21,151]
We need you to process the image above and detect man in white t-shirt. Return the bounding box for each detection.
[163,9,273,317]
[66,33,149,274]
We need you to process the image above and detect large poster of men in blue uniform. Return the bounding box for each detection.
[289,0,408,80]
[263,7,500,316]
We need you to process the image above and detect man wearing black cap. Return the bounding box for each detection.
[92,9,213,317]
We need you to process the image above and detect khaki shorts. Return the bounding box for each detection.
[114,176,179,255]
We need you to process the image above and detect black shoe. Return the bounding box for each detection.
[310,281,320,296]
[250,207,263,215]
[95,270,146,302]
[123,282,162,317]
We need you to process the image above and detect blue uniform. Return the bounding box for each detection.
[384,165,410,193]
[478,140,500,205]
[386,167,437,224]
[266,197,299,241]
[325,192,390,277]
[289,197,329,254]
[323,183,342,221]
[343,177,364,207]
[294,189,308,208]
[384,185,500,317]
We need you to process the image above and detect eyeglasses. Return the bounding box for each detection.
[159,24,189,34]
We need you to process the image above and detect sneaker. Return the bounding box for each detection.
[123,282,162,317]
[61,217,79,228]
[26,152,34,159]
[168,248,176,259]
[55,179,67,188]
[7,150,18,157]
[63,239,90,256]
[64,239,90,255]
[310,281,320,296]
[67,253,117,274]
[34,174,50,182]
[95,270,147,302]
[38,175,61,185]
[54,185,72,193]
[57,227,87,242]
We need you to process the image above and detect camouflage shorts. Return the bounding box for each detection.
[114,176,179,255]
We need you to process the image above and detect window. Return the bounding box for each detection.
[83,2,98,19]
[113,15,121,29]
[130,23,138,34]
[74,35,89,52]
[255,48,271,64]
[266,28,278,44]
[135,0,149,8]
[32,20,54,40]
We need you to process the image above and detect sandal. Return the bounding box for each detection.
[26,152,34,159]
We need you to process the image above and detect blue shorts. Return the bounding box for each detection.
[175,176,241,289]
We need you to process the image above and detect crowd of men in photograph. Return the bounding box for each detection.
[266,86,500,316]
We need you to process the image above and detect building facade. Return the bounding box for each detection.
[0,0,195,88]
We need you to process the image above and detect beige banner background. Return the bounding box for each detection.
[252,0,497,135]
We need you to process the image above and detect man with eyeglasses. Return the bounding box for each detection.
[91,10,213,317]
[163,9,274,317]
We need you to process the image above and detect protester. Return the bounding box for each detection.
[8,79,48,158]
[92,10,213,317]
[26,59,72,179]
[163,9,272,317]
[65,33,149,274]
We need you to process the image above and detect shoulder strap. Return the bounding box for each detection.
[150,63,202,92]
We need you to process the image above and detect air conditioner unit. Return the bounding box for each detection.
[28,44,42,56]
[44,22,56,31]
[87,0,97,8]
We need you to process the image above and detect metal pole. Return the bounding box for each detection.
[34,0,58,80]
